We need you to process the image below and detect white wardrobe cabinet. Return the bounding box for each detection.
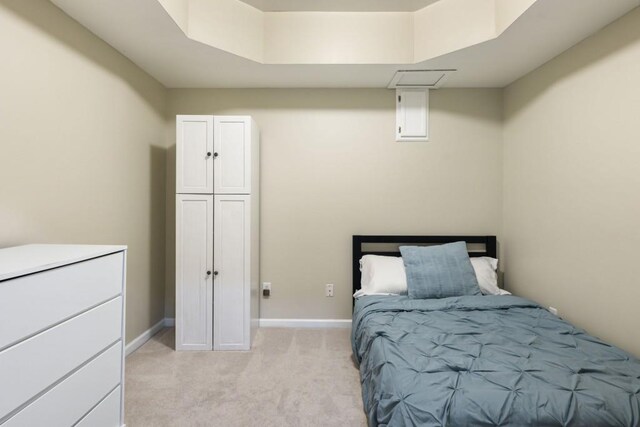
[176,115,259,352]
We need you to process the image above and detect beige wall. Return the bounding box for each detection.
[166,89,503,319]
[503,8,640,355]
[6,0,638,358]
[0,0,168,344]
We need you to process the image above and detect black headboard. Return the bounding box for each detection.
[352,235,497,299]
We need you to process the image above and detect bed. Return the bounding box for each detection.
[351,235,640,426]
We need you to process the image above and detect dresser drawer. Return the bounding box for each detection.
[0,252,124,350]
[0,297,122,420]
[2,342,122,427]
[76,386,122,427]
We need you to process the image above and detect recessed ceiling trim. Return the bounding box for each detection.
[238,0,440,12]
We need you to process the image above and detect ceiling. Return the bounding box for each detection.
[50,0,640,88]
[237,0,440,12]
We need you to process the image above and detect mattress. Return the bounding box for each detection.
[352,295,640,426]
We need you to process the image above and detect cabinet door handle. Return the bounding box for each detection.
[213,271,219,276]
[206,270,212,276]
[213,152,219,158]
[206,152,212,158]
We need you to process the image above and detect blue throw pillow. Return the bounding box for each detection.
[400,242,481,299]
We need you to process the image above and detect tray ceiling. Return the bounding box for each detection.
[49,0,640,88]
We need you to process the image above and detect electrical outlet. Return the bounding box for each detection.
[548,306,558,316]
[325,284,334,297]
[262,282,271,297]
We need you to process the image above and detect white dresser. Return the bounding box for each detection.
[0,244,127,427]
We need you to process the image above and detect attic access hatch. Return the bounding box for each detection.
[390,70,456,142]
[388,69,455,89]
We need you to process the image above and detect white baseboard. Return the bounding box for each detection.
[125,318,173,357]
[164,317,175,327]
[259,318,352,329]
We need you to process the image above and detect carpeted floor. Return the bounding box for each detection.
[125,328,367,427]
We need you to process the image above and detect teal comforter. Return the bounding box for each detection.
[352,295,640,426]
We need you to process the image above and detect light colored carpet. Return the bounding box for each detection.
[125,328,367,427]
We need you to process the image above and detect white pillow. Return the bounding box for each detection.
[353,254,511,297]
[354,255,407,297]
[470,257,511,296]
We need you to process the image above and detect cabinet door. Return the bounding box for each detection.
[213,195,251,350]
[177,115,214,194]
[214,116,251,194]
[396,89,429,141]
[176,195,213,351]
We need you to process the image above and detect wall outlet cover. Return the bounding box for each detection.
[325,283,334,297]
